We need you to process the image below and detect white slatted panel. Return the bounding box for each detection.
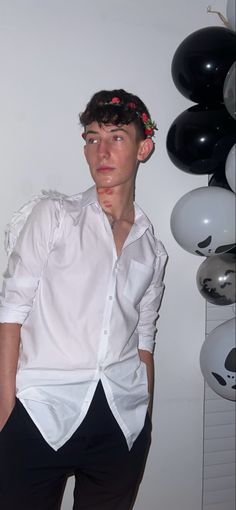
[202,303,236,510]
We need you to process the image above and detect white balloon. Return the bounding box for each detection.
[227,0,236,31]
[223,62,236,120]
[170,187,236,256]
[225,144,236,193]
[200,318,236,401]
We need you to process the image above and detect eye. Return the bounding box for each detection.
[113,134,124,142]
[198,236,212,249]
[86,137,99,145]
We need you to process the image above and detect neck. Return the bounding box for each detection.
[97,184,134,222]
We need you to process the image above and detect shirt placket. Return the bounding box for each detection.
[97,257,119,372]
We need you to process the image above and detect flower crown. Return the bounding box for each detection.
[99,97,157,138]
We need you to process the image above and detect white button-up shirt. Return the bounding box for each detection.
[0,186,167,450]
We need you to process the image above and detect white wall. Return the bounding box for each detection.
[0,1,226,509]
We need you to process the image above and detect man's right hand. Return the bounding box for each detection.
[0,400,16,432]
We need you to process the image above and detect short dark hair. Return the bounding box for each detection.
[79,89,153,140]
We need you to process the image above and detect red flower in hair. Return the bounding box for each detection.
[145,128,154,136]
[111,97,121,104]
[141,112,149,123]
[127,102,137,109]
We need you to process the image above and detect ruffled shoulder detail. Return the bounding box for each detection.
[4,190,78,256]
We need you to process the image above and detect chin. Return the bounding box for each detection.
[94,178,116,188]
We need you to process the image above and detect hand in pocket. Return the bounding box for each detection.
[0,400,16,433]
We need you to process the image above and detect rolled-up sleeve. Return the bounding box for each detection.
[0,199,61,324]
[138,241,167,353]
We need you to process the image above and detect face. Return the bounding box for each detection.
[83,122,153,190]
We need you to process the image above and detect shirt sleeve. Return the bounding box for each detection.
[0,199,62,324]
[138,241,167,353]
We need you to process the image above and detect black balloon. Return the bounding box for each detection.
[172,27,236,104]
[209,171,231,191]
[196,254,236,306]
[166,105,236,174]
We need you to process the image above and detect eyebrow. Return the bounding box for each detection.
[84,127,129,137]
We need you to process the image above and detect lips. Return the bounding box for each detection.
[96,166,114,173]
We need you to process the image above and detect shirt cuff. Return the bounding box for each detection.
[0,308,28,325]
[138,337,155,354]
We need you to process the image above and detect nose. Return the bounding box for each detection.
[97,138,110,158]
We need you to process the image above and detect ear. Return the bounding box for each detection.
[137,138,154,162]
[84,144,88,162]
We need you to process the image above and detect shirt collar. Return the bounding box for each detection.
[127,202,152,244]
[80,185,98,208]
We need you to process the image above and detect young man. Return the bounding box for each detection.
[0,89,167,510]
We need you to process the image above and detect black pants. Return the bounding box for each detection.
[0,382,151,510]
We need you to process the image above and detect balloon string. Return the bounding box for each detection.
[207,6,230,28]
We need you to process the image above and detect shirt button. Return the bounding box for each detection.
[109,296,113,300]
[104,330,108,335]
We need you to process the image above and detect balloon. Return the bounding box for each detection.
[170,187,236,256]
[223,62,236,120]
[226,0,236,31]
[196,253,236,305]
[166,105,236,174]
[225,144,236,193]
[208,171,231,191]
[171,27,236,103]
[200,318,236,401]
